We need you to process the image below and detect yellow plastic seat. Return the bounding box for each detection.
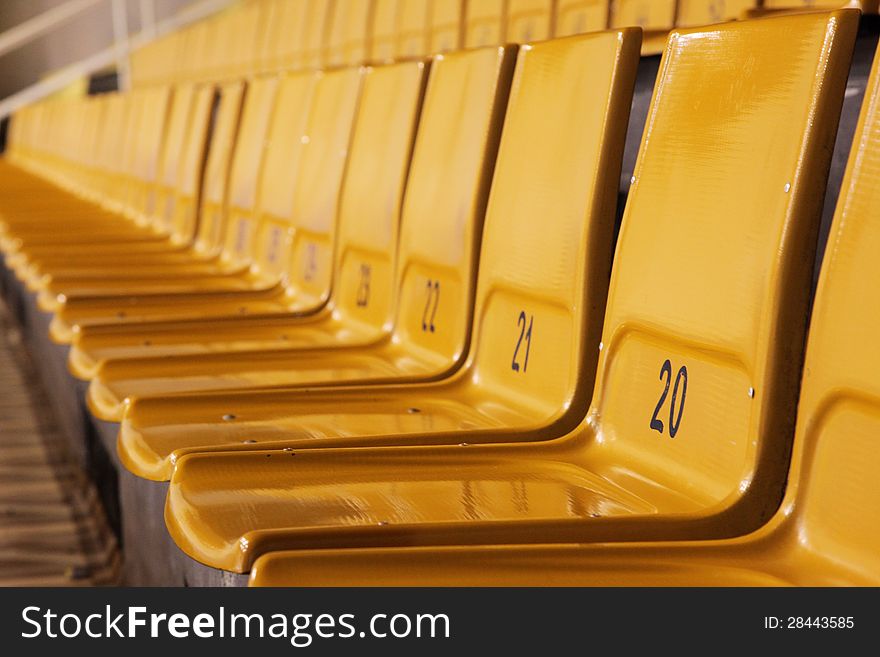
[251,38,880,587]
[554,0,610,36]
[2,83,235,310]
[32,78,275,312]
[506,0,555,42]
[464,0,507,47]
[161,10,858,573]
[62,67,444,380]
[45,69,363,341]
[429,0,465,53]
[611,0,676,54]
[79,48,513,422]
[120,29,640,491]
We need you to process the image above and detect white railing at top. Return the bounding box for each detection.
[0,0,239,121]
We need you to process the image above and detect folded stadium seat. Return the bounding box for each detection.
[506,0,556,41]
[323,0,374,67]
[612,0,676,55]
[396,0,431,58]
[369,0,399,63]
[465,0,507,47]
[38,74,351,339]
[114,29,640,491]
[429,0,466,52]
[554,0,610,36]
[250,37,880,587]
[160,10,858,574]
[79,47,515,424]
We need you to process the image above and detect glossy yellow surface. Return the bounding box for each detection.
[79,60,431,420]
[611,0,676,54]
[147,27,638,514]
[554,0,610,36]
[324,0,374,68]
[111,45,522,465]
[163,11,858,573]
[68,66,433,392]
[507,0,555,42]
[252,36,880,587]
[429,0,465,53]
[464,0,506,47]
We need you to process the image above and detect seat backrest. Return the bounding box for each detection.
[191,81,246,255]
[507,0,555,42]
[676,0,756,26]
[262,67,363,309]
[127,85,173,225]
[324,0,373,68]
[288,59,430,331]
[396,0,431,59]
[792,40,880,576]
[464,0,507,47]
[466,29,640,420]
[589,11,857,514]
[370,0,400,63]
[218,77,280,269]
[167,85,216,245]
[429,0,465,53]
[94,94,133,203]
[245,72,318,289]
[300,0,336,71]
[150,84,196,236]
[554,0,609,36]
